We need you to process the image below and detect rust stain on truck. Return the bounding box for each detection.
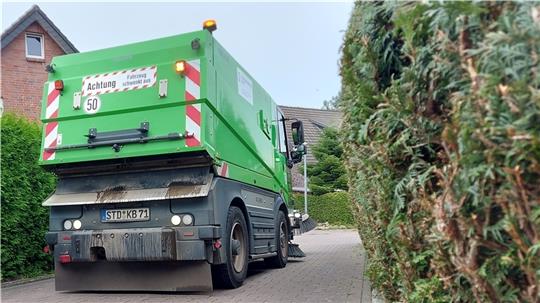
[97,186,127,203]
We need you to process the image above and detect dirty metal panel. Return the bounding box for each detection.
[241,189,274,210]
[55,165,211,194]
[175,240,206,260]
[43,182,212,206]
[43,167,213,206]
[71,228,176,262]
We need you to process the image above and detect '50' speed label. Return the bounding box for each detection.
[84,96,101,114]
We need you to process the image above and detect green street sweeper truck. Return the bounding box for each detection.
[39,20,309,292]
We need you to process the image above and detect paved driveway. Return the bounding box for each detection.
[2,229,371,303]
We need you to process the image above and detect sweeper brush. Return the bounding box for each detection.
[299,214,317,233]
[292,214,317,236]
[287,213,316,258]
[288,242,306,258]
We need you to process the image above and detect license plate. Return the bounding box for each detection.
[100,208,150,222]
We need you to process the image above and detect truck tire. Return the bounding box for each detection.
[212,206,249,289]
[264,210,288,268]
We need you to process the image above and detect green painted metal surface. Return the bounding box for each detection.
[39,30,292,203]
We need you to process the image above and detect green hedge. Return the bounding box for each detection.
[340,2,540,302]
[1,113,56,281]
[292,192,354,226]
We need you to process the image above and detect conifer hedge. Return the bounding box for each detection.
[340,2,539,302]
[1,114,56,281]
[293,192,355,226]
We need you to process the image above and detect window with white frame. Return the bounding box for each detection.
[25,33,44,59]
[277,110,288,155]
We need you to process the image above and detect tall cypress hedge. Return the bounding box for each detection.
[293,192,355,226]
[1,113,56,281]
[340,2,539,302]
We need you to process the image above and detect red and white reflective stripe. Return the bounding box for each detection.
[46,82,60,119]
[185,59,201,147]
[42,122,58,160]
[216,162,229,177]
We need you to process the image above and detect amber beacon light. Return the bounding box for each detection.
[175,60,186,75]
[203,19,217,33]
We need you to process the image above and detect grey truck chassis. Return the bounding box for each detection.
[45,155,290,291]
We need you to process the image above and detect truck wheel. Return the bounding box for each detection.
[212,206,249,289]
[264,211,288,268]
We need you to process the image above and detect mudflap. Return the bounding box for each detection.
[55,260,212,292]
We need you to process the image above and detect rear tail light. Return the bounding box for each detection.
[54,80,64,91]
[59,254,71,264]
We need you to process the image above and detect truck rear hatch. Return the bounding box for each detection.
[39,30,213,166]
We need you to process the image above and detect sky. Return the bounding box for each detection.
[1,2,352,109]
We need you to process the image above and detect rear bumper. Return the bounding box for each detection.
[47,226,221,263]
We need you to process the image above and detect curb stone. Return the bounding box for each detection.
[1,274,54,288]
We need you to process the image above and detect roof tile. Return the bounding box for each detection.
[278,105,343,190]
[1,5,77,53]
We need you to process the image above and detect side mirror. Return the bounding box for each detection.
[290,144,306,164]
[291,121,305,146]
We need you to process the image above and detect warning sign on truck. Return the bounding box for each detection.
[82,66,157,96]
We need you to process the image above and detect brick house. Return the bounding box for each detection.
[1,5,77,120]
[279,106,342,192]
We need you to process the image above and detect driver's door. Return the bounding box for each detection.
[275,108,290,194]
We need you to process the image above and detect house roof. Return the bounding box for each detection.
[279,105,342,164]
[1,5,78,53]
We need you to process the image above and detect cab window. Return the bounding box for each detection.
[277,110,288,155]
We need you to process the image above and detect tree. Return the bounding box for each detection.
[340,2,540,302]
[321,95,341,110]
[306,127,347,195]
